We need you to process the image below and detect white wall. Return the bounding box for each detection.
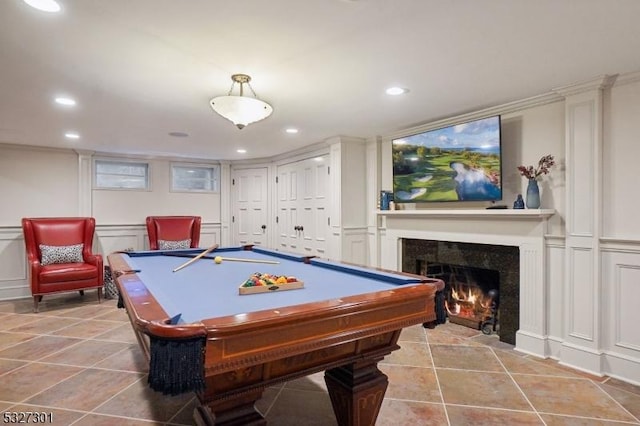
[92,158,221,225]
[502,102,566,235]
[371,72,640,386]
[0,145,79,225]
[2,73,640,385]
[379,99,566,229]
[599,75,640,384]
[603,77,640,239]
[0,145,79,299]
[0,146,223,299]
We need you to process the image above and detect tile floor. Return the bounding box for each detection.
[1,292,639,425]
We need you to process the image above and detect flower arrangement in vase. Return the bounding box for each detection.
[517,155,555,209]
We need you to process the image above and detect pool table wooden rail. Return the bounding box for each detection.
[108,251,444,426]
[109,253,207,340]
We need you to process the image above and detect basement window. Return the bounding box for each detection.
[94,159,150,190]
[171,163,219,193]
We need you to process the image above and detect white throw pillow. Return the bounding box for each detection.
[158,239,191,250]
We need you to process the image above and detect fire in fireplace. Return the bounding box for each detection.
[422,263,500,335]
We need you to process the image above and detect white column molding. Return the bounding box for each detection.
[326,136,368,263]
[219,161,231,246]
[365,136,381,267]
[75,150,94,217]
[555,75,615,374]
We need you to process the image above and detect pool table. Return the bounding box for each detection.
[107,245,444,426]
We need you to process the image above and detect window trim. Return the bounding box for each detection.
[170,162,220,193]
[93,158,152,191]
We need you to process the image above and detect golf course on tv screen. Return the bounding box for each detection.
[392,115,502,203]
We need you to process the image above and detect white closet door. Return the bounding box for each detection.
[276,163,300,252]
[232,167,268,247]
[277,155,330,256]
[300,155,329,257]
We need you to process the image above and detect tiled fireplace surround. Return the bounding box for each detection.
[402,239,519,345]
[378,209,555,358]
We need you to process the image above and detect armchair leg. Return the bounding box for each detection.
[97,287,102,304]
[33,295,43,313]
[79,290,84,296]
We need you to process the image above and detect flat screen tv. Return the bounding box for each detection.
[392,115,502,203]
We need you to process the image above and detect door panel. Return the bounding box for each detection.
[277,164,299,251]
[276,155,330,256]
[232,168,268,246]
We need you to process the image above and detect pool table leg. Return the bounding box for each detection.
[193,388,266,426]
[325,358,388,426]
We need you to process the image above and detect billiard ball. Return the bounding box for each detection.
[214,256,223,264]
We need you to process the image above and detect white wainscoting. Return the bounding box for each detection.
[545,235,566,360]
[341,227,368,265]
[375,211,640,385]
[96,225,147,254]
[0,227,29,300]
[94,223,222,253]
[0,223,222,301]
[601,240,640,385]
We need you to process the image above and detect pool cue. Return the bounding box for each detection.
[173,244,219,272]
[220,257,280,264]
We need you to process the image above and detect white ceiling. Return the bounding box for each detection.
[1,0,639,161]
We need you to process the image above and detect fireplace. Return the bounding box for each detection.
[402,239,519,345]
[378,209,554,357]
[423,262,499,333]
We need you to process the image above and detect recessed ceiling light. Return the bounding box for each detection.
[386,87,409,96]
[237,149,247,154]
[285,128,299,134]
[168,132,189,137]
[64,132,79,139]
[55,97,76,106]
[24,0,61,12]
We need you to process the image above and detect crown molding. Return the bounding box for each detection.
[0,142,74,155]
[552,74,618,97]
[611,70,640,87]
[383,92,563,142]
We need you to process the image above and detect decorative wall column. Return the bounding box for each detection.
[554,75,616,374]
[365,136,381,267]
[75,150,94,217]
[219,161,231,246]
[327,136,368,264]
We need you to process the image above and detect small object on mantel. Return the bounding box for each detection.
[513,194,525,209]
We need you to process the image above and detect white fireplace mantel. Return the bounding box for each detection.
[376,208,555,219]
[377,208,556,359]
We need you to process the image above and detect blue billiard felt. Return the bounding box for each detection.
[124,246,424,324]
[309,258,422,285]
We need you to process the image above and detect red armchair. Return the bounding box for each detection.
[22,217,103,312]
[145,216,201,250]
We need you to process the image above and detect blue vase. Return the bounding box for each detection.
[526,179,541,209]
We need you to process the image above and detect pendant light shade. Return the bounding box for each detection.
[210,74,273,129]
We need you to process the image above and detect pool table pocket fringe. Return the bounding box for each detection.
[148,335,206,395]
